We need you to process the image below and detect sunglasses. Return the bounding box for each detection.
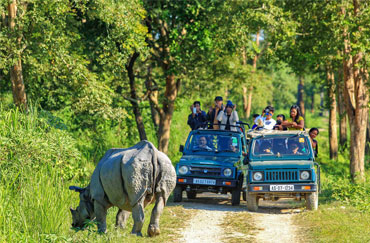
[266,113,273,116]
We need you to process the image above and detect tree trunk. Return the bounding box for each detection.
[1,8,6,28]
[246,92,253,118]
[145,66,160,129]
[157,73,179,154]
[297,76,305,117]
[366,120,370,154]
[242,86,248,118]
[126,52,147,141]
[310,92,315,113]
[342,1,368,182]
[241,47,249,119]
[8,1,27,110]
[327,66,338,160]
[245,31,260,119]
[337,73,347,146]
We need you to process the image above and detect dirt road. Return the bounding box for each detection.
[175,192,304,243]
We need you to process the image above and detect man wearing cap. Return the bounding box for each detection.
[255,106,276,130]
[217,100,239,131]
[206,96,224,129]
[187,101,207,130]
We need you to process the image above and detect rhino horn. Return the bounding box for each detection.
[69,186,85,193]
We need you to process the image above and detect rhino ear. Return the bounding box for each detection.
[69,186,85,193]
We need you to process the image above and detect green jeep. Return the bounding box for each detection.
[174,127,248,205]
[243,130,320,211]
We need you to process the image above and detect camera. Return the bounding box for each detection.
[264,108,270,113]
[276,120,282,125]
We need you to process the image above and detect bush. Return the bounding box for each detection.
[324,176,370,212]
[0,106,87,182]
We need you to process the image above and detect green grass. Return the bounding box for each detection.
[293,112,370,242]
[295,203,370,243]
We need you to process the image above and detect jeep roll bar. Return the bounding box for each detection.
[198,121,250,135]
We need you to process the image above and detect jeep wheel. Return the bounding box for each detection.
[306,192,318,210]
[242,191,247,201]
[173,186,183,202]
[231,188,241,206]
[186,191,197,199]
[246,193,259,212]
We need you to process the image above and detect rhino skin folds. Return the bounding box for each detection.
[70,140,176,236]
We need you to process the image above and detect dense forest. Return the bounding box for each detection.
[0,0,369,241]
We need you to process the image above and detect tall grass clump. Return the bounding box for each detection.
[0,106,88,241]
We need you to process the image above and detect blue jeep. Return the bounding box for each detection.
[174,128,248,205]
[243,130,320,211]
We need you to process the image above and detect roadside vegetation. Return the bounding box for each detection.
[294,114,370,242]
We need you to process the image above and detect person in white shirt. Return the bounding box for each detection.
[255,106,276,130]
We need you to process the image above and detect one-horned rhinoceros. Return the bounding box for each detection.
[69,140,176,236]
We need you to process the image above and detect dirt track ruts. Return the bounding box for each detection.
[175,192,304,243]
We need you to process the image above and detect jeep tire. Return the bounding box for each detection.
[306,192,318,210]
[231,187,241,206]
[173,186,183,202]
[246,193,259,212]
[186,191,197,199]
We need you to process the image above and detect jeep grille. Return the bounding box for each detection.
[265,170,298,182]
[190,166,221,176]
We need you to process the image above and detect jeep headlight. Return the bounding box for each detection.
[300,170,310,180]
[253,172,263,181]
[178,165,189,175]
[223,168,232,177]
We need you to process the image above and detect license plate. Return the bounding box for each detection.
[270,185,294,191]
[193,178,216,185]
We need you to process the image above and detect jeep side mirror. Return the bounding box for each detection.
[179,145,184,153]
[243,156,250,165]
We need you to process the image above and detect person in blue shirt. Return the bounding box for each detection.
[251,114,261,130]
[187,101,207,130]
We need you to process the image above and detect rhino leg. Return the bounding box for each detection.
[131,198,145,237]
[148,192,165,237]
[116,209,130,229]
[94,202,108,233]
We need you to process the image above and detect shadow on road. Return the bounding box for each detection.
[169,192,305,214]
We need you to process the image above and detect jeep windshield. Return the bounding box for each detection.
[186,133,240,154]
[251,135,311,158]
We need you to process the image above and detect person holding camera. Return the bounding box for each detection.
[255,106,276,130]
[217,100,239,131]
[273,114,287,130]
[187,101,207,130]
[206,96,224,129]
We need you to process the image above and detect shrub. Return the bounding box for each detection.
[0,106,87,182]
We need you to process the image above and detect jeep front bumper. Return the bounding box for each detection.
[247,183,317,193]
[176,176,238,188]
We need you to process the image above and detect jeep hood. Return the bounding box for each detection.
[249,160,313,170]
[179,155,239,166]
